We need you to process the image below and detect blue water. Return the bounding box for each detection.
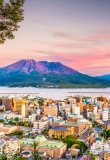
[0,87,110,100]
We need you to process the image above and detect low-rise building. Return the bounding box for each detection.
[90,137,110,155]
[33,117,50,133]
[49,126,74,139]
[0,125,17,134]
[52,119,86,134]
[20,135,67,158]
[104,153,110,160]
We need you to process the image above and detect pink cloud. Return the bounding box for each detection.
[51,42,86,49]
[54,30,110,44]
[30,48,110,76]
[90,29,110,41]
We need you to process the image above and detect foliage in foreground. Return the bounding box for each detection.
[0,0,25,44]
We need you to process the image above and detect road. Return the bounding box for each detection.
[78,129,92,141]
[20,126,32,133]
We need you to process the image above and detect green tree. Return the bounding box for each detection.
[60,134,63,139]
[31,143,41,160]
[14,117,19,122]
[101,129,110,139]
[106,129,110,139]
[42,129,49,136]
[0,119,5,123]
[52,134,55,138]
[63,135,78,148]
[38,100,44,106]
[87,150,95,160]
[77,141,88,152]
[24,121,29,127]
[0,0,25,44]
[63,135,87,153]
[101,130,107,139]
[9,120,15,125]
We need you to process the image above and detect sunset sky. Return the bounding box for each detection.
[1,0,110,76]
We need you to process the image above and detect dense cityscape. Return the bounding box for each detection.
[0,94,110,159]
[1,0,110,159]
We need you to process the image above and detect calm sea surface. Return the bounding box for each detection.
[0,87,110,100]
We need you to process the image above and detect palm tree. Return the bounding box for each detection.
[30,142,41,160]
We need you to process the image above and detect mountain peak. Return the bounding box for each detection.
[1,59,77,75]
[17,59,36,63]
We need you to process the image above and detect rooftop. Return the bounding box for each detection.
[55,120,65,123]
[51,126,68,131]
[34,135,47,143]
[39,140,65,149]
[64,121,84,127]
[96,137,103,141]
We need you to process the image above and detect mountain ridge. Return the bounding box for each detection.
[0,59,110,88]
[96,74,110,81]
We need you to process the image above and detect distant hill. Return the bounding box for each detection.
[96,74,110,81]
[0,59,110,88]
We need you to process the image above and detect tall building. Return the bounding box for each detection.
[44,105,57,117]
[21,104,28,117]
[72,105,80,117]
[2,98,12,110]
[12,98,28,115]
[77,102,86,114]
[102,108,108,121]
[93,106,98,114]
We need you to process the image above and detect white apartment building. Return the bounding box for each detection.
[0,136,20,156]
[72,105,80,117]
[32,117,51,133]
[93,106,98,114]
[29,114,36,123]
[36,108,41,115]
[102,108,108,121]
[90,137,110,155]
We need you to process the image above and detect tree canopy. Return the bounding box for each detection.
[101,129,110,139]
[0,0,25,44]
[63,135,88,152]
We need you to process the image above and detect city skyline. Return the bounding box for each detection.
[1,0,110,76]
